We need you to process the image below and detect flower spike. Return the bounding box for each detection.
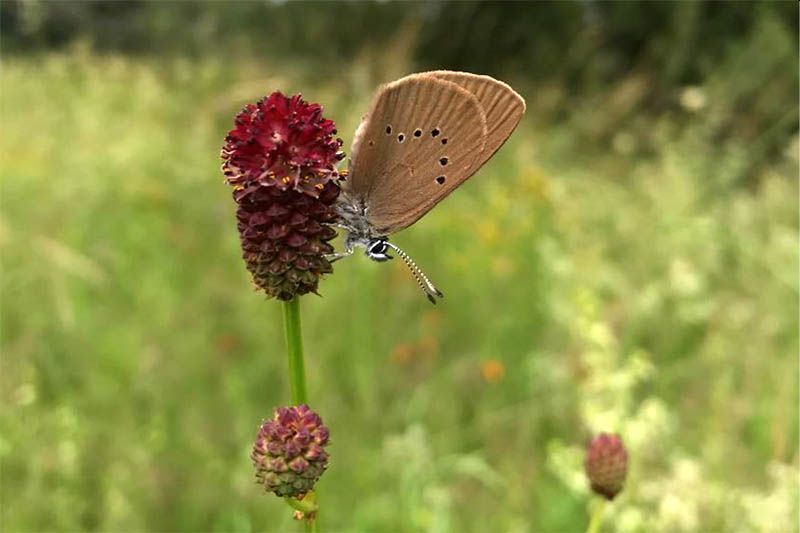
[221,92,344,300]
[252,404,330,498]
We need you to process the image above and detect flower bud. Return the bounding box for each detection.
[252,405,330,498]
[584,432,628,500]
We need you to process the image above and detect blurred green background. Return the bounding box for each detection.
[1,1,798,531]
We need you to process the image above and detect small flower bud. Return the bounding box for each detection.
[584,433,628,500]
[252,405,330,498]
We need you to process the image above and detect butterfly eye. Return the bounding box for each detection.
[368,240,388,254]
[439,157,448,166]
[435,176,446,185]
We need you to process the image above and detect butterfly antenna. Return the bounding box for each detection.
[385,242,444,304]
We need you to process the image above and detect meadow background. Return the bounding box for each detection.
[1,2,798,531]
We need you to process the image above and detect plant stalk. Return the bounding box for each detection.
[586,499,606,533]
[282,298,308,405]
[281,298,317,531]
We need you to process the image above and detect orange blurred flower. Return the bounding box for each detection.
[390,343,414,365]
[481,359,506,384]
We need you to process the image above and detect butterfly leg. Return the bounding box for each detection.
[328,222,351,231]
[324,248,354,263]
[324,233,357,263]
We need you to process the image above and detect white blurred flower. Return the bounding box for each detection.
[680,86,707,112]
[739,462,799,533]
[14,383,37,406]
[625,398,675,451]
[658,492,699,531]
[614,507,646,533]
[546,440,589,496]
[669,257,703,296]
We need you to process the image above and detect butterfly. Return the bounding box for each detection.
[329,71,525,303]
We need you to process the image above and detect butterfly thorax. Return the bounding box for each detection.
[334,190,390,260]
[331,189,442,300]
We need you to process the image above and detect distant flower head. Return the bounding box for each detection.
[584,432,628,500]
[252,404,330,498]
[221,92,344,300]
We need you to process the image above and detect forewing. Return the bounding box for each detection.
[346,73,488,234]
[426,70,526,170]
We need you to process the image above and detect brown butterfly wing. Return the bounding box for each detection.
[346,73,488,235]
[425,71,526,170]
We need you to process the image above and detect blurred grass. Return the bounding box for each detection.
[1,32,798,533]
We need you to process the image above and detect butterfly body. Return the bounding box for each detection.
[333,190,390,260]
[330,71,525,303]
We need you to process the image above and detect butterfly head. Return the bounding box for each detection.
[366,238,392,262]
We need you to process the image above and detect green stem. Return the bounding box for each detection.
[586,499,606,533]
[284,492,319,532]
[284,494,318,515]
[299,492,319,533]
[282,298,308,405]
[307,515,318,533]
[280,298,317,531]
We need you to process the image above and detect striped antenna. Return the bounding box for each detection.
[385,242,444,304]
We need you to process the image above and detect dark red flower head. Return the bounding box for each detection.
[221,92,344,299]
[252,404,330,498]
[222,92,344,197]
[584,432,628,500]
